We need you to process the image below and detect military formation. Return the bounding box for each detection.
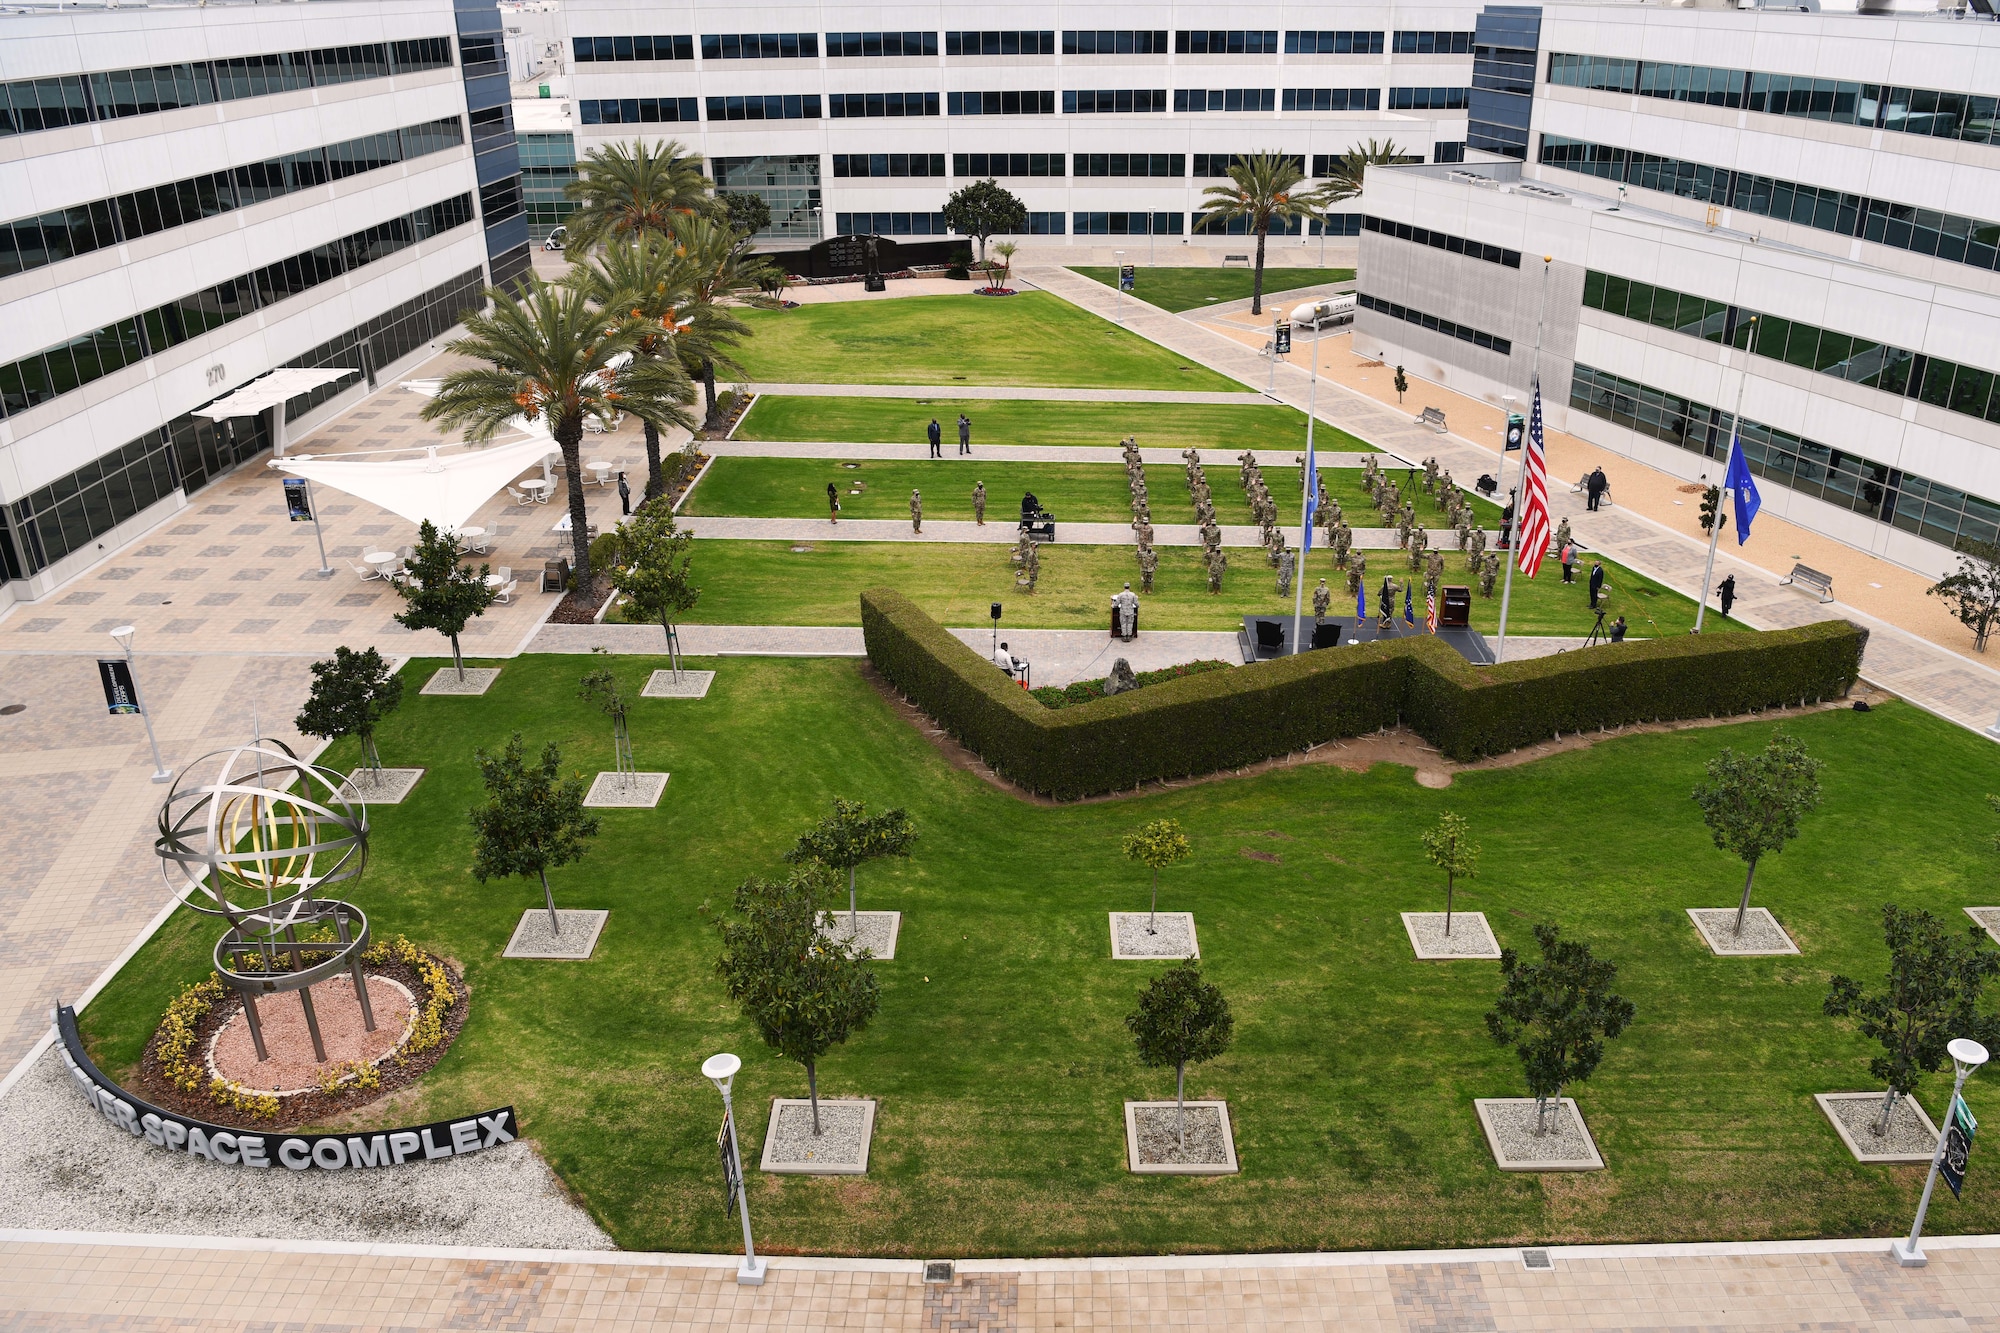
[1184,447,1227,592]
[1124,437,1158,593]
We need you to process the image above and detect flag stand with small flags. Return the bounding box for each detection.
[1426,584,1438,633]
[1493,376,1551,660]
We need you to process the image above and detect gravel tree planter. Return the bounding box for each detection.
[1123,1101,1238,1175]
[582,771,669,808]
[758,1098,876,1175]
[1109,912,1199,960]
[1474,1098,1606,1172]
[337,767,425,804]
[502,908,609,960]
[642,670,715,699]
[818,909,901,960]
[1686,907,1799,956]
[420,667,501,696]
[1966,907,2000,946]
[1816,1092,1941,1164]
[1401,911,1502,960]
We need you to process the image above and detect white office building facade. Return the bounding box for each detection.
[558,2,1490,246]
[0,0,531,605]
[1355,3,2000,577]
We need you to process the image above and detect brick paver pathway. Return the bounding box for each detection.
[4,1230,1997,1330]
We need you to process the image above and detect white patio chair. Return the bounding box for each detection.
[508,485,534,507]
[351,562,380,582]
[493,579,518,604]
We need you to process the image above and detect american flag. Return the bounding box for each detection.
[1426,586,1438,633]
[1516,377,1552,578]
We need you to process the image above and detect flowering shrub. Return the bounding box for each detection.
[364,934,457,1057]
[157,975,226,1092]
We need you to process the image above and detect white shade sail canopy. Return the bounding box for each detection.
[191,368,358,419]
[274,439,556,531]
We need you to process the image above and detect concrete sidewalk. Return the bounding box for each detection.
[7,1227,1997,1331]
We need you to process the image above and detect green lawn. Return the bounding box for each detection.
[80,662,2000,1256]
[644,540,1737,637]
[1072,266,1355,314]
[730,292,1242,389]
[735,396,1359,453]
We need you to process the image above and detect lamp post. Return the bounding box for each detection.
[1113,249,1126,325]
[702,1052,767,1286]
[1893,1037,1988,1267]
[109,625,172,783]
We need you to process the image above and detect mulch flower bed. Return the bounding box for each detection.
[129,944,470,1132]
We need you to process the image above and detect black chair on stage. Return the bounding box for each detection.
[1254,620,1285,655]
[1310,621,1344,650]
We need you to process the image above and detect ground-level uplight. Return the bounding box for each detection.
[1892,1036,1988,1267]
[703,1051,767,1286]
[108,625,171,782]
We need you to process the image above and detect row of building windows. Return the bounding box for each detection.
[834,211,949,235]
[1582,269,2000,429]
[577,97,698,124]
[1067,31,1170,55]
[1396,31,1475,54]
[1539,135,2000,274]
[1363,215,1523,268]
[832,152,947,178]
[1180,31,1281,54]
[567,28,1480,66]
[1288,31,1385,55]
[0,38,452,138]
[951,90,1058,116]
[0,265,486,581]
[1194,211,1361,237]
[702,33,818,60]
[1358,293,1513,355]
[1066,89,1169,114]
[1076,211,1186,234]
[948,31,1058,57]
[572,36,696,62]
[828,92,939,118]
[1546,53,2000,147]
[0,194,473,420]
[708,94,821,121]
[1568,361,2000,550]
[955,152,1065,177]
[0,116,462,280]
[1076,153,1181,178]
[1177,88,1276,113]
[1390,86,1468,110]
[1284,87,1382,112]
[828,32,939,58]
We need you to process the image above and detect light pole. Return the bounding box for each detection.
[109,625,172,783]
[702,1052,768,1285]
[1695,315,1758,634]
[1893,1037,1988,1267]
[1291,307,1320,655]
[1113,249,1126,325]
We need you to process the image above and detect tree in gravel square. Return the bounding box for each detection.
[470,732,600,935]
[1485,924,1634,1135]
[1126,960,1234,1150]
[1691,730,1824,936]
[604,504,700,680]
[1928,539,2000,653]
[295,646,402,775]
[1421,811,1479,937]
[1825,904,2000,1138]
[717,866,880,1136]
[1123,818,1191,935]
[784,798,916,936]
[392,520,497,682]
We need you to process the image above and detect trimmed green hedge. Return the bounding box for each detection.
[860,588,1867,800]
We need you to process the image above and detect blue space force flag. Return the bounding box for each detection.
[1724,435,1761,545]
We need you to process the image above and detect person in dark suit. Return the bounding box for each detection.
[1588,560,1605,608]
[1717,573,1737,619]
[958,413,972,454]
[927,418,942,457]
[1609,615,1627,642]
[617,471,631,516]
[1586,467,1608,511]
[827,480,840,524]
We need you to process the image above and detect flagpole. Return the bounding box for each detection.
[1291,319,1319,654]
[1695,314,1758,634]
[1495,258,1551,665]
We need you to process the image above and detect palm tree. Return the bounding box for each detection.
[669,212,777,431]
[1316,138,1409,210]
[1195,152,1315,316]
[419,278,685,585]
[562,138,714,254]
[570,237,702,501]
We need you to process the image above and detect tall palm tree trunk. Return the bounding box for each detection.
[557,418,592,585]
[701,358,721,431]
[642,419,664,500]
[1251,224,1270,316]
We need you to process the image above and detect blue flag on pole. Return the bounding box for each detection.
[1404,582,1416,625]
[1301,439,1317,555]
[1356,585,1366,620]
[1724,435,1761,545]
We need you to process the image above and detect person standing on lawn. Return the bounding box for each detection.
[958,413,972,455]
[1588,559,1605,609]
[1560,538,1575,583]
[973,481,987,525]
[910,489,923,533]
[927,418,942,458]
[827,481,840,525]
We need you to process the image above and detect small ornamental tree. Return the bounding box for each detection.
[469,732,600,935]
[1825,904,2000,1137]
[1691,730,1824,936]
[1486,923,1634,1134]
[1123,818,1192,934]
[990,239,1019,292]
[1126,961,1235,1149]
[1928,539,2000,652]
[605,504,700,679]
[717,866,881,1136]
[784,798,917,934]
[579,654,632,779]
[718,191,772,238]
[1422,812,1480,937]
[1394,365,1408,404]
[942,179,1026,262]
[392,520,497,681]
[295,646,402,774]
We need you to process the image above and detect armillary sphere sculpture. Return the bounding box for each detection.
[155,738,374,1064]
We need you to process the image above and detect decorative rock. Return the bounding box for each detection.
[759,1098,876,1175]
[1401,911,1502,960]
[1109,911,1199,959]
[1474,1098,1605,1171]
[420,667,501,696]
[337,767,425,805]
[641,670,715,699]
[1686,907,1800,956]
[502,908,609,960]
[1104,658,1142,695]
[817,909,901,960]
[1124,1101,1238,1175]
[583,771,669,808]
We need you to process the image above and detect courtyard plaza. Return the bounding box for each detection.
[3,261,2000,1328]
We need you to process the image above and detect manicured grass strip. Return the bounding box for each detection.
[735,396,1364,453]
[730,292,1242,390]
[652,539,1738,636]
[1198,467,1502,531]
[1072,265,1355,313]
[80,659,2000,1257]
